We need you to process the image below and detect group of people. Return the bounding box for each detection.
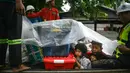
[73,2,130,69]
[26,0,60,23]
[0,0,130,72]
[73,40,110,69]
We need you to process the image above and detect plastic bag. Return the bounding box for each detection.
[22,16,42,46]
[32,19,85,47]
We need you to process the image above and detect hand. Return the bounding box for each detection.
[117,45,130,53]
[117,45,127,49]
[73,57,77,61]
[16,1,25,15]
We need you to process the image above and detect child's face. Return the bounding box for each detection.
[90,55,97,61]
[92,45,102,53]
[75,49,82,57]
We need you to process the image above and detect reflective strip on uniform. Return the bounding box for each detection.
[116,23,130,58]
[8,39,22,45]
[118,40,125,45]
[115,41,124,58]
[116,48,122,58]
[0,39,8,44]
[119,23,130,42]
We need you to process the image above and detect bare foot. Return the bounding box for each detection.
[12,67,20,72]
[18,64,31,71]
[75,67,79,69]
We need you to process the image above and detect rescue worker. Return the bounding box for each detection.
[0,0,30,72]
[115,2,130,68]
[26,5,42,23]
[27,0,60,21]
[92,2,130,69]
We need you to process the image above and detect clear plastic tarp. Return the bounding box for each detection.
[22,16,118,56]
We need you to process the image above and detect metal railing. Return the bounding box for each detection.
[77,18,122,31]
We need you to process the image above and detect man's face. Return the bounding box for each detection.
[51,0,55,6]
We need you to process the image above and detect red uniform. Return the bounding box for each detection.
[27,7,60,21]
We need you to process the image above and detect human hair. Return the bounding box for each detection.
[91,41,102,50]
[75,43,87,57]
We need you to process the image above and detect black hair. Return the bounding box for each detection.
[75,43,87,55]
[91,41,102,49]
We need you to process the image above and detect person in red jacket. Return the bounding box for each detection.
[27,0,60,21]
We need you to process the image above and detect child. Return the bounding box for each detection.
[74,43,91,69]
[26,5,42,23]
[89,41,110,61]
[89,54,97,62]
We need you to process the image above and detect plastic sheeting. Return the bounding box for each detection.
[22,17,85,47]
[77,23,118,55]
[22,17,42,46]
[22,17,118,56]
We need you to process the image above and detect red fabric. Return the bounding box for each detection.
[27,12,39,18]
[87,51,92,55]
[27,7,60,21]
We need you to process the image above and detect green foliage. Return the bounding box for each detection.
[24,0,45,11]
[24,0,130,19]
[55,0,64,11]
[66,0,130,19]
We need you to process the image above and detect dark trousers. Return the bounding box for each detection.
[0,2,22,67]
[91,58,130,69]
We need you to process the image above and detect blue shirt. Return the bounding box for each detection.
[29,17,42,23]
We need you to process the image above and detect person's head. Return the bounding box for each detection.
[91,41,102,54]
[117,2,130,24]
[46,0,55,7]
[90,54,97,62]
[75,43,87,57]
[26,5,35,13]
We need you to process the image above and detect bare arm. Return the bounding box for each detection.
[74,57,91,69]
[118,45,130,54]
[73,57,81,68]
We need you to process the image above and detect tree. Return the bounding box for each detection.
[24,0,130,19]
[65,0,130,19]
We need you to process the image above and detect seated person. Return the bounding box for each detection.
[73,43,91,69]
[88,41,111,61]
